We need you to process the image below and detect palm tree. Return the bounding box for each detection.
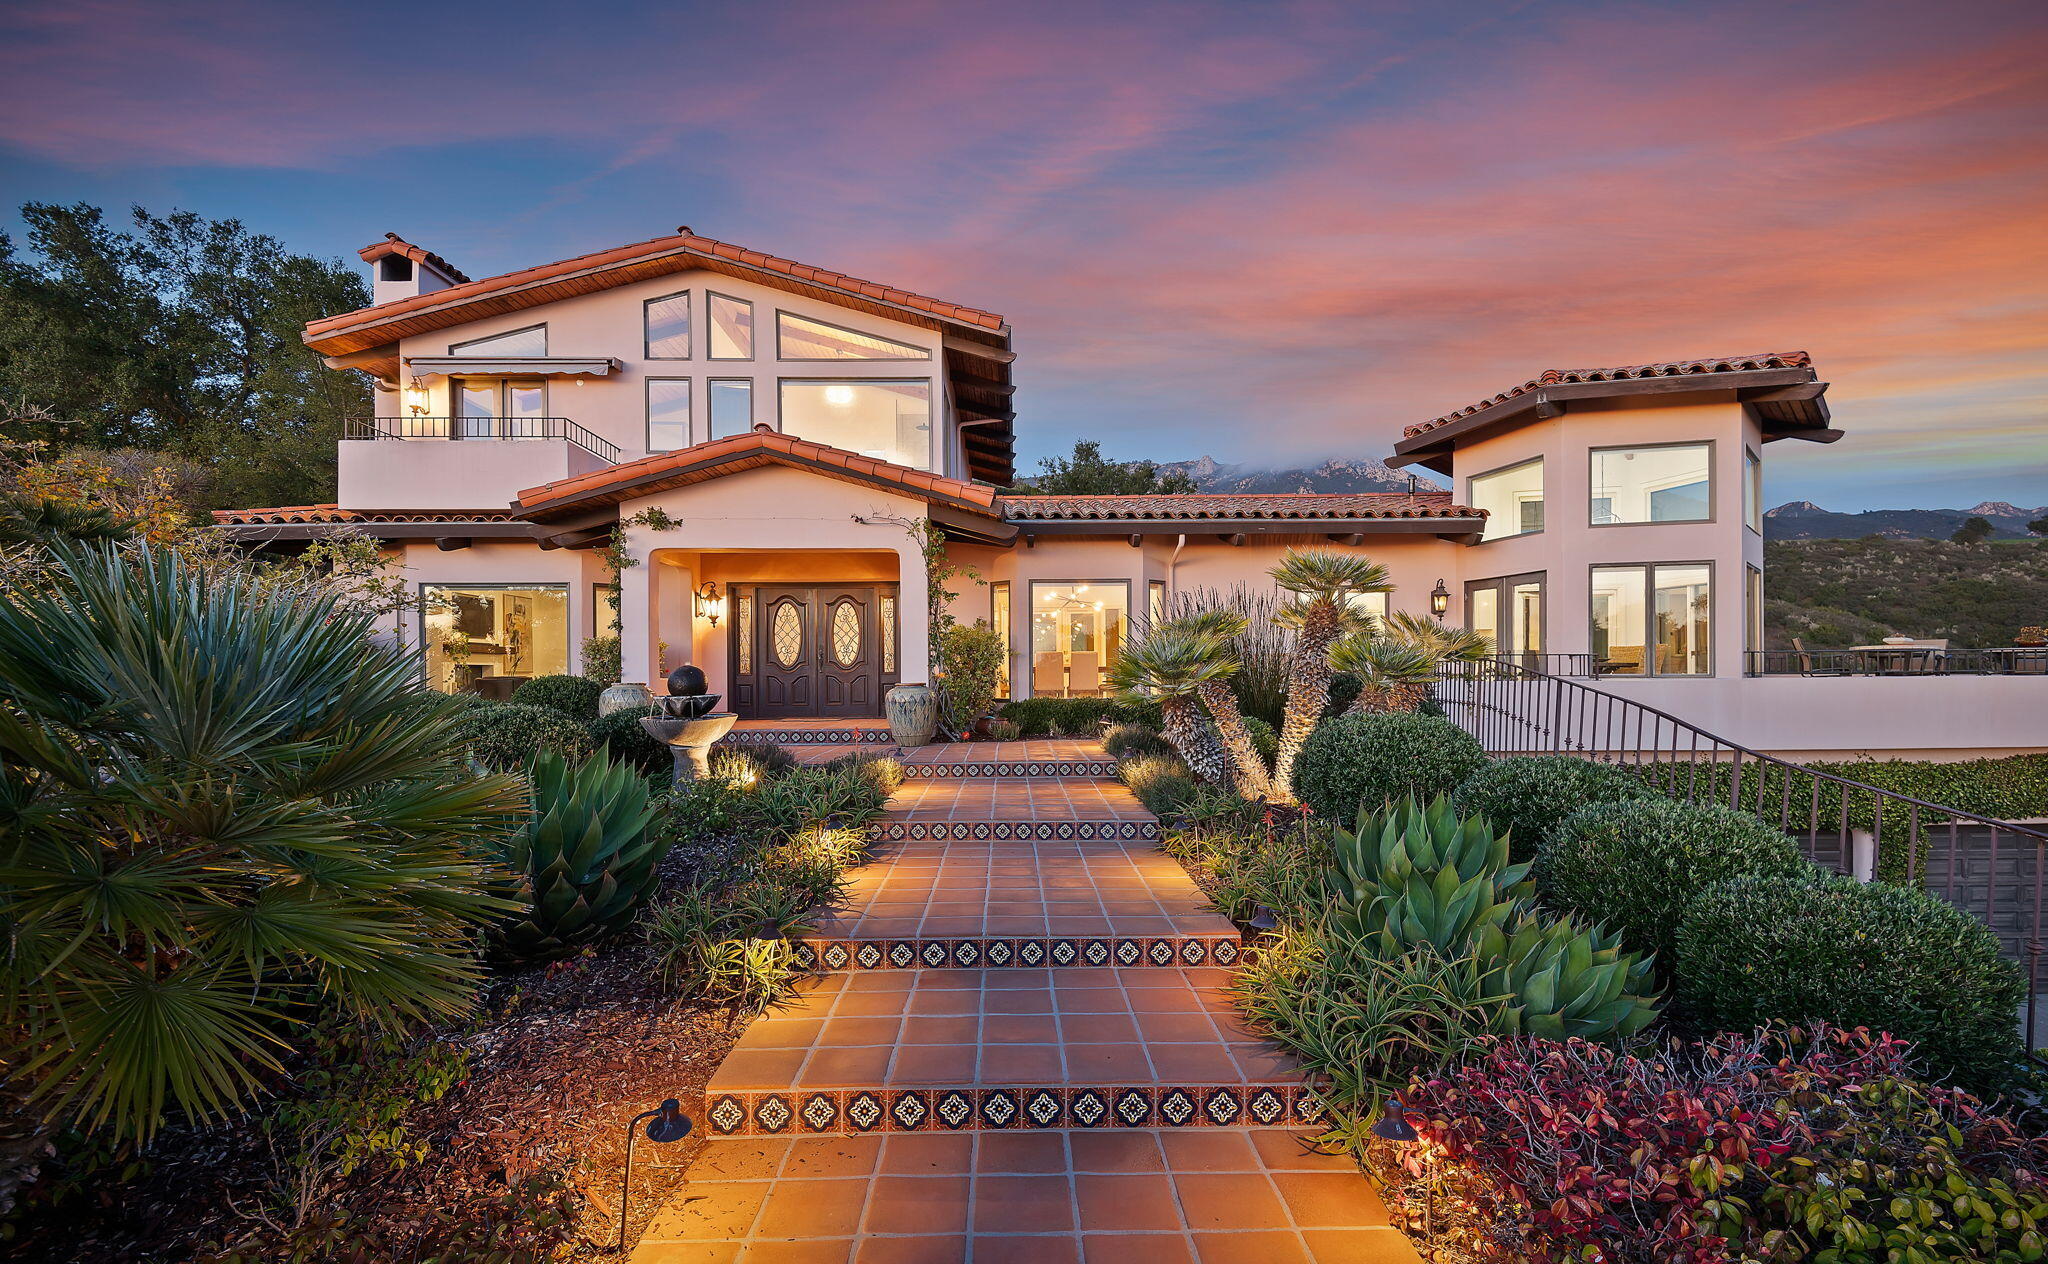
[1382,610,1494,666]
[1159,610,1276,799]
[0,541,524,1141]
[1332,612,1495,714]
[1267,549,1393,800]
[1108,626,1235,789]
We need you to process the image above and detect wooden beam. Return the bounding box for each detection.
[1737,381,1828,403]
[535,523,614,550]
[951,371,1015,398]
[433,536,471,551]
[958,405,1017,424]
[1328,533,1365,546]
[944,333,1016,364]
[1222,533,1246,547]
[1128,534,1142,548]
[1533,401,1565,419]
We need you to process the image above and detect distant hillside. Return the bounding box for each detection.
[1765,500,2046,541]
[1156,456,1442,495]
[1764,538,2048,649]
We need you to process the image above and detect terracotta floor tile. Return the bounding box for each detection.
[971,1175,1079,1233]
[740,1240,854,1263]
[1134,1012,1222,1043]
[1067,1131,1166,1174]
[975,1131,1070,1174]
[645,1179,771,1239]
[1083,1233,1197,1263]
[1191,1231,1313,1264]
[1269,1172,1389,1228]
[1171,1174,1290,1231]
[899,1015,980,1046]
[1246,1131,1358,1173]
[1062,1013,1141,1043]
[1146,1043,1245,1084]
[1074,1173,1184,1231]
[861,1175,971,1235]
[878,1133,973,1176]
[691,1140,791,1181]
[1299,1228,1422,1262]
[780,1137,883,1180]
[981,1013,1056,1044]
[821,1016,905,1046]
[759,1179,870,1238]
[850,1235,971,1263]
[1158,1131,1261,1174]
[977,1043,1066,1083]
[635,1244,745,1263]
[800,1046,896,1088]
[970,1236,1080,1264]
[713,1048,812,1092]
[1063,1043,1154,1081]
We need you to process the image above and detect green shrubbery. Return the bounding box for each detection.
[1454,756,1656,861]
[509,673,604,722]
[997,695,1162,736]
[938,621,1005,733]
[1675,872,2027,1090]
[1535,797,1810,966]
[1293,713,1486,822]
[1102,722,1174,760]
[452,701,593,771]
[584,704,670,776]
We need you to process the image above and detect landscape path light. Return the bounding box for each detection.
[617,1098,693,1254]
[1373,1097,1436,1261]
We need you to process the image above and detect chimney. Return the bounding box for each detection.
[361,233,469,305]
[1406,473,1419,494]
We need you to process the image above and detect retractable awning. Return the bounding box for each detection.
[402,355,623,378]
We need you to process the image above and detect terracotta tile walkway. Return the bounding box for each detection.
[634,740,1417,1263]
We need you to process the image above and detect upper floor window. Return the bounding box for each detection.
[709,379,753,440]
[709,294,754,359]
[1469,457,1543,542]
[1744,448,1762,533]
[455,378,544,437]
[776,311,928,361]
[1590,443,1711,525]
[1591,562,1712,676]
[646,378,691,451]
[779,379,930,468]
[450,324,546,356]
[645,292,691,359]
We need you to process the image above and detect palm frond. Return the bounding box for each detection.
[1269,548,1393,600]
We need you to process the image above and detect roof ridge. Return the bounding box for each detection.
[1405,350,1812,438]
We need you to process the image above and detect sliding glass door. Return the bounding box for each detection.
[1465,572,1545,665]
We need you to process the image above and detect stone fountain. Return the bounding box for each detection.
[638,664,736,784]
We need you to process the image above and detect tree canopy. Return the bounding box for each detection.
[1951,515,1995,545]
[1011,439,1198,495]
[0,203,369,511]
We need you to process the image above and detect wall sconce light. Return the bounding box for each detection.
[404,376,430,417]
[617,1098,692,1253]
[1430,579,1451,619]
[694,581,726,626]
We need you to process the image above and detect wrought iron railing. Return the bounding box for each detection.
[1745,647,2048,676]
[345,416,619,463]
[1473,653,1598,677]
[1435,657,2048,1049]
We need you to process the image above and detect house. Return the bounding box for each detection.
[216,227,2045,760]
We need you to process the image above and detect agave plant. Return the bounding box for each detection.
[0,541,524,1141]
[1323,796,1531,957]
[1475,917,1660,1040]
[1267,550,1394,800]
[1107,620,1239,792]
[491,747,667,965]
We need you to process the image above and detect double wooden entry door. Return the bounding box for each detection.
[732,585,893,719]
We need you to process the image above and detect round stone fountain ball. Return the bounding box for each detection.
[667,664,708,697]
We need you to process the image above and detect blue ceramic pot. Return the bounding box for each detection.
[885,683,937,747]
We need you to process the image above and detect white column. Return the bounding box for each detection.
[619,545,658,688]
[895,537,932,685]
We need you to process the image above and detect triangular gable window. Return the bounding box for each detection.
[776,311,927,361]
[450,324,547,356]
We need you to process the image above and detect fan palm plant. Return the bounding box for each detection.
[1267,549,1393,800]
[1107,623,1236,790]
[1160,610,1275,799]
[0,541,524,1141]
[1330,634,1439,714]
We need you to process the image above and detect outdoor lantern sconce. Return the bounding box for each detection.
[404,376,431,417]
[1430,579,1451,619]
[694,581,726,626]
[618,1098,693,1253]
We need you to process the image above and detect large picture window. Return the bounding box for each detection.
[645,291,691,359]
[1469,458,1544,541]
[1590,443,1712,525]
[1744,448,1763,533]
[991,581,1012,698]
[709,293,754,359]
[776,311,928,361]
[646,378,691,451]
[420,584,569,697]
[1029,581,1128,698]
[455,378,545,438]
[779,379,931,468]
[1591,563,1712,676]
[450,324,546,356]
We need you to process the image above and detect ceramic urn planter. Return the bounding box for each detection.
[598,681,654,717]
[886,682,937,747]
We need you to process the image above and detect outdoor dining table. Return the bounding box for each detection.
[1846,644,1941,674]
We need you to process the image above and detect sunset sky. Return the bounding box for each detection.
[3,0,2043,511]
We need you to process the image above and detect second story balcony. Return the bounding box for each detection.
[336,416,619,512]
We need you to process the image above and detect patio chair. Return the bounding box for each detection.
[1900,638,1949,673]
[1792,637,1849,676]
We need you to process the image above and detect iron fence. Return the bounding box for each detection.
[1434,657,2048,1050]
[1744,647,2048,676]
[345,416,619,463]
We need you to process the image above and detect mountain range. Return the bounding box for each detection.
[1160,457,2041,541]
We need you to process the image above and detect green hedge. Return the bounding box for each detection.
[1102,723,1174,760]
[1535,798,1811,967]
[586,705,670,777]
[1293,713,1486,824]
[997,696,1162,736]
[452,702,593,772]
[509,674,604,722]
[1674,873,2027,1091]
[1453,756,1658,862]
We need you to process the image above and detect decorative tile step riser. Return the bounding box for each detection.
[720,728,895,745]
[901,761,1120,779]
[704,1083,1321,1137]
[877,820,1160,843]
[792,935,1245,973]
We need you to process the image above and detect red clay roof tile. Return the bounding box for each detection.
[1405,351,1813,438]
[996,493,1480,522]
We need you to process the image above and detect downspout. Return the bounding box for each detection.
[1167,533,1187,611]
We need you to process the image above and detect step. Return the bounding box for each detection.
[633,1128,1420,1263]
[876,778,1159,842]
[898,739,1119,780]
[789,933,1247,974]
[701,969,1314,1138]
[721,724,895,746]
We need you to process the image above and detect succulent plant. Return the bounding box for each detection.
[1476,916,1661,1041]
[1324,795,1532,957]
[491,747,667,964]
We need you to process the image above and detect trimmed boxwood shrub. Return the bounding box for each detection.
[997,696,1162,737]
[587,704,670,777]
[1534,797,1811,965]
[1102,723,1173,760]
[453,702,593,771]
[1674,872,2028,1090]
[1454,756,1658,862]
[1293,713,1486,824]
[510,673,604,722]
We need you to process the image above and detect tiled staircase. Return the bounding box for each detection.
[634,739,1418,1263]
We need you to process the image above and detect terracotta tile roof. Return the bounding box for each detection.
[1405,351,1813,438]
[211,505,516,525]
[996,493,1480,521]
[308,225,1003,347]
[357,233,469,284]
[516,428,1001,520]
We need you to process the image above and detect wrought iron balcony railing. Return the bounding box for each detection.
[345,416,619,464]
